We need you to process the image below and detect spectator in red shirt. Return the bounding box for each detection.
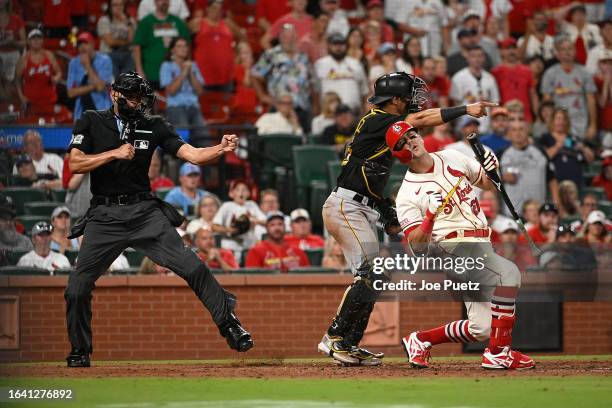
[261,0,313,50]
[492,38,538,123]
[592,157,612,201]
[43,0,71,38]
[245,211,310,272]
[194,227,238,272]
[15,29,62,115]
[594,51,612,146]
[148,149,174,192]
[522,202,559,246]
[422,123,454,153]
[190,0,243,90]
[231,41,259,115]
[0,0,25,85]
[256,0,291,31]
[419,57,449,108]
[359,0,394,43]
[298,10,329,64]
[285,208,325,251]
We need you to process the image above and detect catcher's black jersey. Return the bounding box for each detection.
[336,108,404,200]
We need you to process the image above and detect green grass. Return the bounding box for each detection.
[0,377,610,408]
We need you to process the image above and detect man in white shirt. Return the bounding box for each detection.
[586,18,612,75]
[391,0,447,57]
[137,0,189,20]
[255,94,304,135]
[517,10,555,62]
[314,32,368,112]
[450,45,499,132]
[13,130,63,189]
[18,221,70,274]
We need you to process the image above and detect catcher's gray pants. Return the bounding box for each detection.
[65,199,235,353]
[438,240,521,341]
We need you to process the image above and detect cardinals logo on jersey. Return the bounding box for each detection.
[446,165,465,178]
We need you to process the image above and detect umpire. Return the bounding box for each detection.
[318,72,496,366]
[64,72,253,367]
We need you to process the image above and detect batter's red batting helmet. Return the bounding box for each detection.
[386,121,415,163]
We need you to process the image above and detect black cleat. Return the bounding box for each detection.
[221,322,254,352]
[66,348,90,368]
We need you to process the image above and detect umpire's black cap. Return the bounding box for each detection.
[367,72,416,106]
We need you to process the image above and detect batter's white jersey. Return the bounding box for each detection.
[396,150,489,242]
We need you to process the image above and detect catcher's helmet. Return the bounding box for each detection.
[367,72,429,112]
[111,71,155,119]
[386,121,416,164]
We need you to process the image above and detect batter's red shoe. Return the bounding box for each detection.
[402,332,432,368]
[481,347,535,370]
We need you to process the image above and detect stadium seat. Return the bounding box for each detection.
[23,201,65,216]
[7,250,30,265]
[309,180,330,232]
[124,249,145,268]
[391,162,407,179]
[293,146,338,208]
[304,248,324,266]
[599,201,612,218]
[580,186,607,201]
[0,266,49,276]
[64,249,79,266]
[16,215,51,233]
[384,174,404,197]
[0,187,49,215]
[289,267,339,274]
[258,134,303,188]
[233,268,279,274]
[54,267,74,276]
[327,161,342,189]
[50,189,67,203]
[308,134,324,144]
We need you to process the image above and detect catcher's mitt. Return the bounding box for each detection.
[230,214,251,237]
[378,198,401,235]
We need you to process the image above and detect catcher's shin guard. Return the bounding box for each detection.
[327,277,379,339]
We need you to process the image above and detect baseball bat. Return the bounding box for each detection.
[466,133,542,257]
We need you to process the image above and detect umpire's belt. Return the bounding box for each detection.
[333,187,376,209]
[92,192,153,206]
[444,228,490,240]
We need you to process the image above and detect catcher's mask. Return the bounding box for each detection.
[111,71,155,122]
[367,72,430,113]
[386,121,417,164]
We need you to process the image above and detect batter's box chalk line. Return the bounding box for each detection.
[99,402,475,408]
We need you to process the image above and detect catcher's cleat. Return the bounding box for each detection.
[221,321,254,352]
[402,332,432,369]
[481,347,535,370]
[348,346,384,366]
[318,334,360,365]
[66,347,90,368]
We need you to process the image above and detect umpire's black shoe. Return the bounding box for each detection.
[221,322,254,352]
[66,347,90,368]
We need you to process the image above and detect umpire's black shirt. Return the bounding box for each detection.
[68,108,185,196]
[337,108,403,200]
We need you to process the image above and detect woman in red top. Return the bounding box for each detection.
[189,0,243,89]
[15,29,62,114]
[231,41,258,114]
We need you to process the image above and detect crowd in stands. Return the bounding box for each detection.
[1,0,611,275]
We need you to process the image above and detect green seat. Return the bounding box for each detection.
[7,250,30,265]
[308,134,324,144]
[293,145,338,207]
[384,174,404,198]
[304,248,324,266]
[155,187,173,200]
[289,267,338,274]
[584,161,602,175]
[599,201,612,218]
[111,267,139,275]
[309,180,329,232]
[50,189,67,203]
[233,267,279,274]
[23,201,64,216]
[124,248,145,267]
[0,187,48,215]
[258,134,303,188]
[16,215,50,233]
[327,161,342,189]
[0,266,49,276]
[580,186,607,201]
[64,249,79,266]
[390,162,408,179]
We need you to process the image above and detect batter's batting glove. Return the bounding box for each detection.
[427,191,444,215]
[482,150,499,172]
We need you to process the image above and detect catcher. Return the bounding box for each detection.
[388,121,535,370]
[318,72,497,366]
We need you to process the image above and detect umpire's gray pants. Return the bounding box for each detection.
[64,199,234,353]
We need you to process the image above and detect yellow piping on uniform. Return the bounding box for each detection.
[361,166,380,199]
[340,199,369,264]
[367,146,389,160]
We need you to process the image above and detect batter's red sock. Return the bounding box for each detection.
[417,320,477,345]
[489,287,518,354]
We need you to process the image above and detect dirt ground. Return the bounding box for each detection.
[2,359,611,379]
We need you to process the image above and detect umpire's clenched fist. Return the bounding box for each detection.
[114,143,135,160]
[466,101,498,118]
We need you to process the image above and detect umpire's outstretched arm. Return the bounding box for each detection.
[176,134,238,165]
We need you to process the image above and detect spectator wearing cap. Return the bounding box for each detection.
[97,0,136,77]
[189,0,244,91]
[314,32,368,113]
[160,37,208,146]
[593,49,612,148]
[245,211,310,272]
[137,0,190,21]
[537,223,597,273]
[480,107,510,155]
[255,93,304,136]
[517,10,555,63]
[148,149,174,192]
[447,9,500,66]
[320,0,349,38]
[492,217,534,271]
[66,31,113,121]
[285,208,325,251]
[212,179,266,262]
[322,104,355,156]
[11,155,37,187]
[499,120,559,218]
[252,23,316,133]
[492,38,538,123]
[298,11,330,64]
[261,0,313,50]
[49,206,79,254]
[368,42,402,88]
[311,91,340,136]
[586,18,612,75]
[15,29,63,116]
[186,194,221,236]
[581,210,611,245]
[422,123,454,153]
[255,189,291,239]
[132,0,190,89]
[592,156,612,201]
[446,29,493,78]
[163,162,210,215]
[390,0,446,58]
[359,0,394,44]
[0,206,32,252]
[450,45,499,132]
[17,222,70,273]
[541,37,598,141]
[522,203,559,246]
[194,227,238,272]
[13,130,63,190]
[416,57,449,109]
[558,4,602,66]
